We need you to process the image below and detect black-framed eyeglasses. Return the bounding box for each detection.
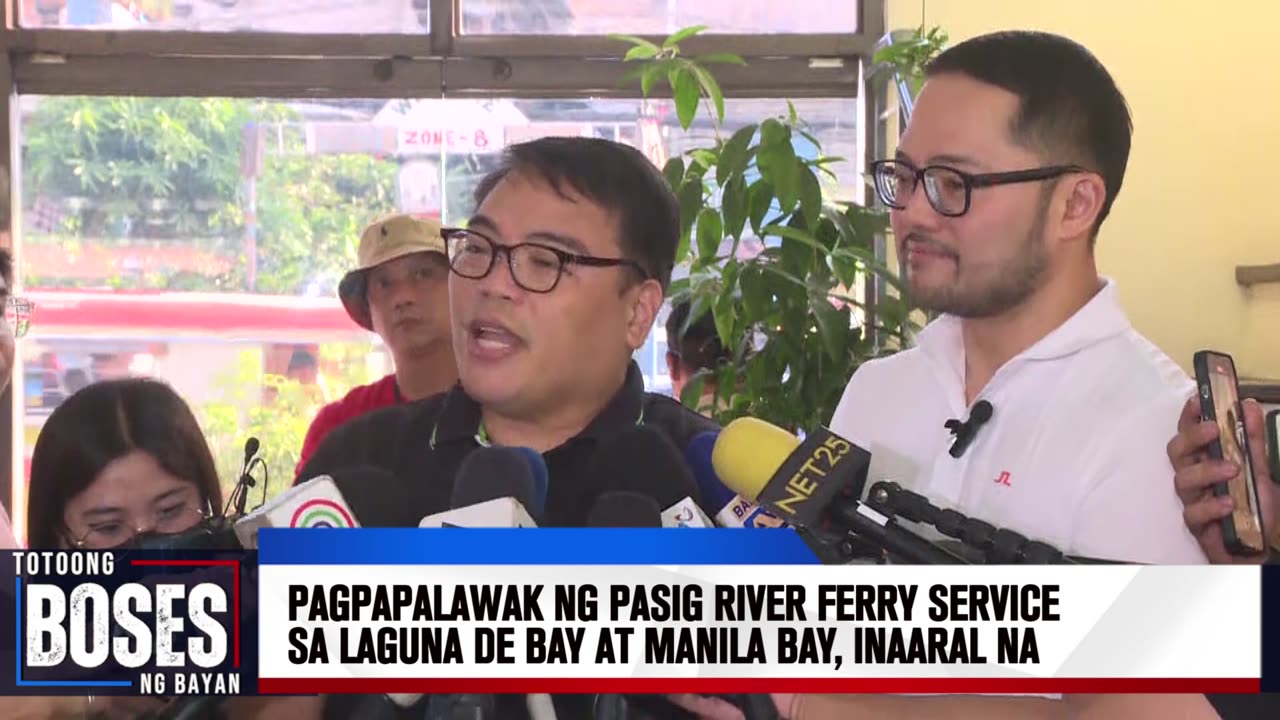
[444,228,648,294]
[870,159,1090,217]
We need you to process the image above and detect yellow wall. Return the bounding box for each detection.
[886,0,1280,380]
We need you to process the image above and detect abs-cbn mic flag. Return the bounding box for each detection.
[1,548,260,698]
[254,528,1265,696]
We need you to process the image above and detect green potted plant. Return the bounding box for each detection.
[872,26,950,119]
[611,26,935,433]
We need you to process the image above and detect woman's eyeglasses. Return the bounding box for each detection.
[69,502,213,550]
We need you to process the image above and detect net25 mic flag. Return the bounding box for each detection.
[1,549,259,698]
[254,528,1263,696]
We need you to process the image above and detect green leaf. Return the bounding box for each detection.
[689,148,718,169]
[721,174,748,240]
[717,123,757,186]
[779,222,811,278]
[683,292,713,335]
[747,180,775,237]
[712,293,738,355]
[798,161,822,228]
[760,118,789,147]
[624,44,661,61]
[788,100,798,124]
[695,207,724,261]
[680,373,708,411]
[689,64,725,124]
[674,69,701,130]
[760,262,809,293]
[740,264,771,320]
[697,53,747,65]
[609,34,662,53]
[667,276,690,299]
[829,245,903,293]
[664,25,708,47]
[662,156,685,192]
[676,179,704,259]
[758,140,800,215]
[640,63,667,96]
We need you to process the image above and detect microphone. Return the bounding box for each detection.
[232,475,357,548]
[712,418,970,565]
[587,492,664,527]
[425,693,497,719]
[419,446,549,528]
[686,431,788,529]
[233,467,418,548]
[152,696,222,720]
[946,400,993,458]
[585,426,713,528]
[223,436,263,520]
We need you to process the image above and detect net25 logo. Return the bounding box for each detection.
[15,551,242,696]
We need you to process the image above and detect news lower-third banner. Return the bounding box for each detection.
[254,529,1268,696]
[1,549,257,698]
[4,531,1277,698]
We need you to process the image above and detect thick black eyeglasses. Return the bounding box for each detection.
[870,159,1090,217]
[444,228,647,294]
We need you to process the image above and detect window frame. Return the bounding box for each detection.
[0,0,887,540]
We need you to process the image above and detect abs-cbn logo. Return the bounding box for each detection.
[14,550,242,696]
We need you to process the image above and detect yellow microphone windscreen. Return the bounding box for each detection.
[711,417,802,502]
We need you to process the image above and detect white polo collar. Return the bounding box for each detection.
[914,278,1130,387]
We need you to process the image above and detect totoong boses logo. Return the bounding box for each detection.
[6,550,254,697]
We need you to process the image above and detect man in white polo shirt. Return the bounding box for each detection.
[792,29,1216,720]
[833,30,1206,568]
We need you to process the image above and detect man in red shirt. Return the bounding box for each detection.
[295,214,457,478]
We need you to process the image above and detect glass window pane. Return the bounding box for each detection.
[20,0,431,32]
[16,93,858,529]
[461,0,859,34]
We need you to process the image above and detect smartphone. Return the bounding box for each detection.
[1267,409,1279,486]
[1193,351,1265,555]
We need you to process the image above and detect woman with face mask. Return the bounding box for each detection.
[10,379,217,718]
[26,378,222,551]
[16,378,324,719]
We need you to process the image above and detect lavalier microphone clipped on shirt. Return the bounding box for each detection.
[946,400,994,458]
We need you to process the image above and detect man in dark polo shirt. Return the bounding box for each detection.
[298,136,716,524]
[298,137,733,720]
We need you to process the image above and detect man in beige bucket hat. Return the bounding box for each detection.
[295,213,457,477]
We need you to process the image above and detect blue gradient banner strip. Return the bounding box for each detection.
[258,528,820,565]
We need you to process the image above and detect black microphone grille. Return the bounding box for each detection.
[587,492,662,528]
[970,400,993,423]
[243,437,260,460]
[452,447,540,512]
[587,425,699,508]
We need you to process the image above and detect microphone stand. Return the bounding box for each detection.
[864,481,1125,564]
[826,496,972,565]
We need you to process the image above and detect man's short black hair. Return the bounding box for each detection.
[666,299,730,374]
[926,30,1132,235]
[0,248,12,286]
[473,137,680,290]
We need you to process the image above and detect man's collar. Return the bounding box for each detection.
[432,361,646,447]
[913,277,1131,389]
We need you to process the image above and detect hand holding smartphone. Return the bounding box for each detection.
[1193,351,1266,556]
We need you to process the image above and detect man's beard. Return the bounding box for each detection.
[904,200,1051,319]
